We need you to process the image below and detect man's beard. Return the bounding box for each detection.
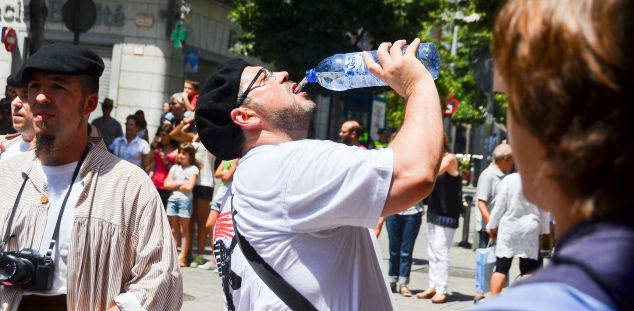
[35,133,56,157]
[34,99,85,157]
[340,137,353,146]
[253,100,316,140]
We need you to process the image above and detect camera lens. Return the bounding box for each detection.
[0,255,34,285]
[0,257,17,281]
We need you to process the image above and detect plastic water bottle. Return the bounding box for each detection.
[298,43,439,92]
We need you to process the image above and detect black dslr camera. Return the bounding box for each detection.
[0,248,54,291]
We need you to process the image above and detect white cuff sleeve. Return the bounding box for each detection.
[114,292,147,311]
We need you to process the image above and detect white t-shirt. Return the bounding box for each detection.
[223,140,395,310]
[475,163,505,231]
[24,161,83,296]
[110,136,150,168]
[0,137,30,162]
[486,173,548,259]
[168,164,199,200]
[193,142,215,188]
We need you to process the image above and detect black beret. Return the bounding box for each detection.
[20,43,104,84]
[195,58,249,160]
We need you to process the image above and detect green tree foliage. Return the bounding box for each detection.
[387,0,507,127]
[423,0,506,125]
[228,0,439,81]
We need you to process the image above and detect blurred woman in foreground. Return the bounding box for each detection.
[475,0,634,309]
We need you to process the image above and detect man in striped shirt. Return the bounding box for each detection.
[0,44,182,310]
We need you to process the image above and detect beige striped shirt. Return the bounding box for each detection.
[0,137,183,310]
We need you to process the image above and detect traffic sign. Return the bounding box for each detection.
[444,93,460,116]
[3,27,17,52]
[63,0,97,33]
[63,0,97,44]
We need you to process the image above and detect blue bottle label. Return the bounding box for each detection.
[344,53,368,76]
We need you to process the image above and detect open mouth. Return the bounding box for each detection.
[291,83,306,95]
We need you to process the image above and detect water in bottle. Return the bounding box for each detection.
[296,43,439,92]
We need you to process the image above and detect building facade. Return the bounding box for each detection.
[0,0,261,137]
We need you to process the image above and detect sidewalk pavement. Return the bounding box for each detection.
[181,206,520,310]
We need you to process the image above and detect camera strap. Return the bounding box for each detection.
[2,142,91,254]
[1,174,30,251]
[47,143,91,251]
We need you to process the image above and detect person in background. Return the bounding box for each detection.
[373,128,390,149]
[417,135,462,304]
[339,119,366,149]
[475,143,514,248]
[110,114,151,171]
[0,73,35,162]
[486,172,546,297]
[183,79,200,111]
[91,98,122,152]
[134,109,149,142]
[160,101,171,125]
[0,83,17,135]
[473,143,513,302]
[189,134,216,268]
[164,142,199,267]
[198,158,238,271]
[474,0,634,309]
[149,124,179,207]
[383,201,424,297]
[169,112,196,144]
[164,93,189,126]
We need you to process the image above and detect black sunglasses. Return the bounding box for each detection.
[237,68,268,106]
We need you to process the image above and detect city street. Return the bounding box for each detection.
[180,205,521,310]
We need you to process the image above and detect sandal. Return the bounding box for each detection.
[416,288,436,299]
[399,285,412,297]
[431,292,447,304]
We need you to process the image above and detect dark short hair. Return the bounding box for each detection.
[185,80,199,91]
[102,98,113,109]
[494,0,634,221]
[126,114,140,127]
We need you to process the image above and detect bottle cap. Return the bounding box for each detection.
[305,68,318,83]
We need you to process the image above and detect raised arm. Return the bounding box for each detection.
[169,113,196,143]
[363,39,443,216]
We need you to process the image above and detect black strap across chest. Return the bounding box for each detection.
[230,195,317,311]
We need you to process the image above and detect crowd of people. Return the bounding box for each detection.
[85,78,239,271]
[0,0,632,309]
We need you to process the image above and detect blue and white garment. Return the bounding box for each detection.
[473,221,634,310]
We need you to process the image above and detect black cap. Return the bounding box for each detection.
[195,58,249,160]
[20,43,104,84]
[6,70,24,88]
